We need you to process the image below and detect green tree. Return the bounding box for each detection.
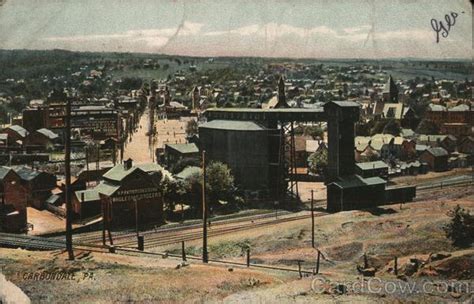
[160,176,186,212]
[304,125,325,140]
[205,161,235,206]
[185,119,199,138]
[308,149,328,178]
[443,205,474,248]
[183,161,235,210]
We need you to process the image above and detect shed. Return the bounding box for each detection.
[164,143,200,169]
[327,175,386,212]
[355,161,389,178]
[73,189,101,220]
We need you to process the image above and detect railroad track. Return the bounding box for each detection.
[58,210,293,244]
[3,179,470,252]
[116,213,323,249]
[0,233,108,253]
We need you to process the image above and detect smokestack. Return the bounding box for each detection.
[124,158,133,170]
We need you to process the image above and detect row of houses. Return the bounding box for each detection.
[355,133,473,162]
[0,125,59,150]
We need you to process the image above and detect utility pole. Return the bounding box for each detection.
[85,146,90,186]
[311,190,315,248]
[65,93,74,260]
[202,150,208,263]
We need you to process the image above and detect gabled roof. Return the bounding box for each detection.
[0,166,13,180]
[425,147,448,157]
[95,181,120,196]
[36,128,59,140]
[102,165,142,182]
[13,166,41,181]
[166,143,199,154]
[6,125,28,138]
[102,162,172,183]
[136,163,173,180]
[401,128,415,138]
[330,174,386,189]
[75,189,100,202]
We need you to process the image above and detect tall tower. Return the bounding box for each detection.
[192,86,199,110]
[383,75,399,103]
[275,76,289,108]
[324,101,360,182]
[163,86,171,107]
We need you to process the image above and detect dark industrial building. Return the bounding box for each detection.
[199,120,279,192]
[202,81,415,211]
[327,175,386,212]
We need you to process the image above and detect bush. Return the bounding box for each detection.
[308,149,328,178]
[443,205,474,248]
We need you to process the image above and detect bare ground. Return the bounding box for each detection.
[1,186,473,303]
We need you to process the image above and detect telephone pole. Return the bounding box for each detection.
[65,93,74,260]
[202,150,208,263]
[311,190,315,248]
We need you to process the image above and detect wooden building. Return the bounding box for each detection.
[355,160,389,179]
[24,128,59,151]
[419,147,449,172]
[13,166,57,209]
[0,125,29,147]
[163,143,199,169]
[0,167,28,232]
[92,159,169,227]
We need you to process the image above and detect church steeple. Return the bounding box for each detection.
[275,76,289,108]
[384,75,399,103]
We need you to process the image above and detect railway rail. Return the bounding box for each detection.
[1,178,471,252]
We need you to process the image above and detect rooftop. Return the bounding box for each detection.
[356,161,388,171]
[36,128,58,140]
[166,143,199,154]
[426,147,449,157]
[331,174,386,189]
[200,120,267,131]
[5,125,28,138]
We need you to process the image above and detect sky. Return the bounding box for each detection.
[0,0,472,59]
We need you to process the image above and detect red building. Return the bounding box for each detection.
[0,167,28,232]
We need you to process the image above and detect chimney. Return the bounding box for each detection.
[124,158,133,170]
